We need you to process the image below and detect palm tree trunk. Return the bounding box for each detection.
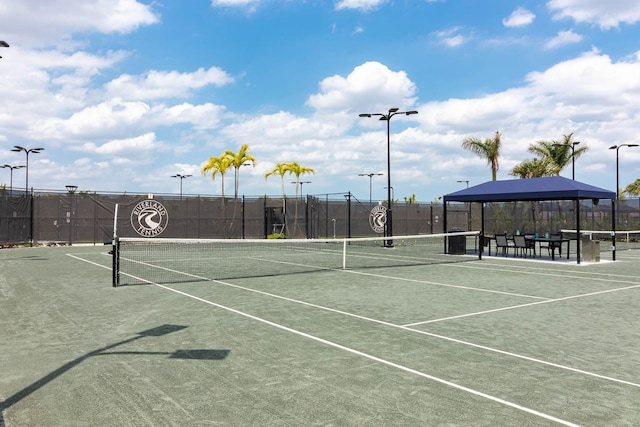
[280,177,287,235]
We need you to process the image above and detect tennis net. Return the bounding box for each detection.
[111,231,481,286]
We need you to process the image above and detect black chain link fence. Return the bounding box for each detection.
[1,188,637,246]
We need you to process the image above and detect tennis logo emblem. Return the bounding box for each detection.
[131,200,169,237]
[369,205,387,234]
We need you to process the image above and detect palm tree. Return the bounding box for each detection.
[510,158,554,178]
[404,194,417,204]
[265,162,292,197]
[265,162,293,219]
[462,131,502,181]
[201,154,233,236]
[201,154,232,198]
[224,144,256,199]
[288,162,315,199]
[528,133,588,176]
[623,179,640,196]
[287,162,315,236]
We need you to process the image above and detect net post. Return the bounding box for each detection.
[478,231,483,260]
[342,238,347,269]
[112,237,120,287]
[112,203,120,287]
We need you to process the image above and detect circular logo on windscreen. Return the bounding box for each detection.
[130,200,168,237]
[369,205,387,234]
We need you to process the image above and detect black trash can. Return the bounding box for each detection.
[448,227,466,255]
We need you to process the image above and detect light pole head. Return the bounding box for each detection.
[12,146,45,154]
[65,185,78,194]
[389,107,399,113]
[405,110,418,115]
[358,113,371,118]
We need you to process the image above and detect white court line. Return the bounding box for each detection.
[404,282,640,326]
[144,280,582,426]
[66,254,580,425]
[464,260,640,279]
[253,258,551,301]
[450,261,640,286]
[68,253,640,392]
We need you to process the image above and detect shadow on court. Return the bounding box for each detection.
[0,324,230,427]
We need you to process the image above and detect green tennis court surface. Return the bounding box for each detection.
[2,242,640,426]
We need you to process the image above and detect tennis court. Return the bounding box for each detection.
[2,235,640,426]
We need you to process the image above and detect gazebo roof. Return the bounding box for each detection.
[444,176,615,203]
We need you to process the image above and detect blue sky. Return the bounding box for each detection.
[1,0,640,203]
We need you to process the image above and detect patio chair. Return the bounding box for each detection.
[525,236,537,257]
[513,234,529,257]
[540,233,562,257]
[495,234,513,256]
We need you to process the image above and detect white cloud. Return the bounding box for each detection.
[411,48,640,183]
[221,111,332,146]
[433,27,469,48]
[105,67,235,101]
[0,48,128,118]
[503,7,535,27]
[335,0,386,12]
[155,103,227,130]
[525,48,640,108]
[210,0,260,13]
[306,61,417,112]
[548,0,640,29]
[51,98,152,138]
[212,0,258,5]
[34,98,228,143]
[77,132,159,155]
[0,0,159,47]
[545,29,583,49]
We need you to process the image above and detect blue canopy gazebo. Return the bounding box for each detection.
[443,176,617,264]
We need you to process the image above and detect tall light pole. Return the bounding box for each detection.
[359,173,383,205]
[11,146,44,246]
[292,181,311,199]
[609,144,639,226]
[383,186,395,203]
[1,164,25,196]
[11,146,45,193]
[553,141,580,180]
[65,185,78,246]
[359,107,418,246]
[171,174,191,199]
[0,40,8,58]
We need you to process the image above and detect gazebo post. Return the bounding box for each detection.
[576,198,581,265]
[480,202,485,260]
[443,201,448,254]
